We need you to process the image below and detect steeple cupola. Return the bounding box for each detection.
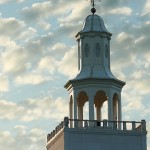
[81,15,110,33]
[65,13,126,124]
[75,14,115,79]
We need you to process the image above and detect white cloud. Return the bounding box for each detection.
[0,36,18,49]
[52,43,67,51]
[0,96,68,122]
[0,75,9,92]
[21,97,68,122]
[38,56,58,74]
[0,0,24,4]
[144,51,150,65]
[0,18,37,43]
[22,2,53,30]
[0,127,46,150]
[58,1,88,26]
[123,100,144,112]
[131,80,150,95]
[116,32,134,43]
[0,0,149,149]
[0,100,24,120]
[130,70,148,79]
[0,0,11,4]
[1,48,28,74]
[15,73,52,85]
[58,46,78,78]
[22,1,88,31]
[17,0,24,3]
[143,0,150,14]
[0,17,38,75]
[0,18,25,38]
[109,7,132,15]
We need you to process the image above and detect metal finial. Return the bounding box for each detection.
[89,0,101,14]
[91,0,95,8]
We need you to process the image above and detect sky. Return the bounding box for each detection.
[0,0,150,149]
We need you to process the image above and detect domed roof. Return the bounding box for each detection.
[81,14,111,34]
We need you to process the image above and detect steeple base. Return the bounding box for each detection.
[46,118,147,150]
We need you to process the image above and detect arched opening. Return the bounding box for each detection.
[77,91,88,121]
[94,91,108,121]
[69,96,73,127]
[113,93,119,121]
[83,102,89,120]
[101,101,108,120]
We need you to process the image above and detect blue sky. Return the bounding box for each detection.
[0,0,150,149]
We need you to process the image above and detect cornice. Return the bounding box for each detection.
[64,78,125,91]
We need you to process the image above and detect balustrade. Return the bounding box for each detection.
[47,117,146,142]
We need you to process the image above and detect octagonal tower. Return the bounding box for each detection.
[46,5,147,150]
[65,14,125,125]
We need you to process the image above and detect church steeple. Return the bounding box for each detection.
[75,14,114,79]
[65,10,126,124]
[47,2,147,150]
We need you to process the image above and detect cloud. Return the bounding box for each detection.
[130,70,146,79]
[38,56,58,74]
[22,2,53,30]
[0,18,28,50]
[0,127,46,150]
[123,100,144,113]
[21,97,68,122]
[102,0,128,8]
[0,36,18,50]
[108,7,132,15]
[0,0,149,149]
[21,1,88,31]
[22,2,52,21]
[143,0,150,14]
[0,75,9,92]
[0,96,68,122]
[0,17,55,76]
[0,17,31,39]
[51,42,67,56]
[15,73,52,85]
[129,80,150,95]
[1,48,28,74]
[0,0,24,4]
[58,1,88,26]
[0,100,24,120]
[116,32,134,44]
[0,17,38,75]
[58,46,78,78]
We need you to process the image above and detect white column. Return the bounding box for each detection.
[88,91,95,121]
[107,90,113,121]
[118,92,122,121]
[73,91,78,120]
[69,96,74,128]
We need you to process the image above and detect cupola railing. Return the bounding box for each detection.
[47,117,146,142]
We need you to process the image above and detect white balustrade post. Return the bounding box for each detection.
[103,119,108,128]
[141,120,146,131]
[132,121,136,130]
[123,121,126,130]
